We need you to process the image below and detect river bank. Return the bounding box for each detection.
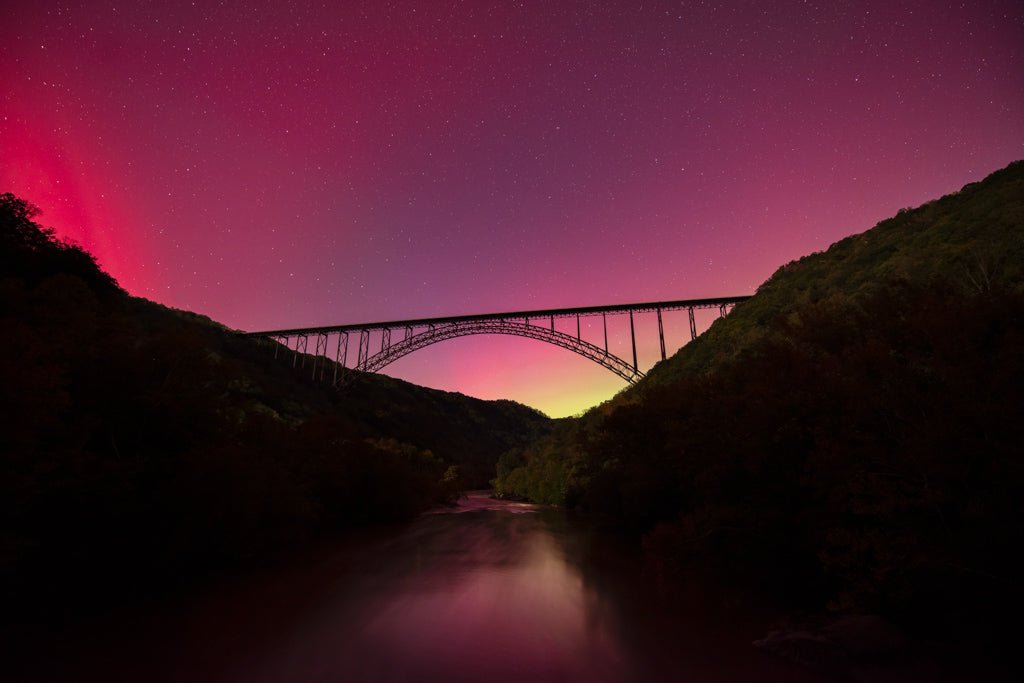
[4,491,826,682]
[6,491,1013,682]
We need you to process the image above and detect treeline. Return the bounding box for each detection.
[0,193,549,615]
[494,161,1024,630]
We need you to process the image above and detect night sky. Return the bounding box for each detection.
[3,1,1022,416]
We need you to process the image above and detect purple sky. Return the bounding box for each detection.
[3,0,1022,415]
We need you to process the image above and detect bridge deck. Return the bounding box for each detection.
[244,295,751,336]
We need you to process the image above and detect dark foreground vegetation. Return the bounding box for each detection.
[0,193,550,617]
[495,162,1024,644]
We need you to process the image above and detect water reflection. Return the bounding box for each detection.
[236,492,629,682]
[26,492,824,682]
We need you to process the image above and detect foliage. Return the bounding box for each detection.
[503,160,1024,628]
[0,193,550,615]
[491,420,578,504]
[641,160,1024,389]
[0,193,119,292]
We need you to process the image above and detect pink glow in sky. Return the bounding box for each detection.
[2,1,1022,416]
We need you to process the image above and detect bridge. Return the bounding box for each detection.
[244,296,751,386]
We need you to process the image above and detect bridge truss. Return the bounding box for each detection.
[244,296,750,387]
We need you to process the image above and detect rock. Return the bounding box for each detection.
[822,614,906,659]
[755,613,908,676]
[754,628,849,671]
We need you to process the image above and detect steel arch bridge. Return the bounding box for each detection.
[244,296,750,387]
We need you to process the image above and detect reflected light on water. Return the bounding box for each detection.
[23,492,827,683]
[237,493,628,682]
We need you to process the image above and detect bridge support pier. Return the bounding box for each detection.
[603,312,608,354]
[333,332,349,386]
[314,332,328,380]
[293,335,309,369]
[688,308,697,341]
[657,308,666,361]
[357,329,371,369]
[629,310,638,371]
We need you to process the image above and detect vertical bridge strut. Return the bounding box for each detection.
[247,296,749,387]
[656,308,666,361]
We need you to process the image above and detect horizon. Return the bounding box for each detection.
[3,0,1022,416]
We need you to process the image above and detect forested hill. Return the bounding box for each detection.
[494,161,1024,632]
[0,192,550,614]
[642,158,1024,388]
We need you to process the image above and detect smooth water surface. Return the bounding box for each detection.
[23,492,824,682]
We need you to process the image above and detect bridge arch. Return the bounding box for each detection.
[357,319,644,384]
[247,295,751,387]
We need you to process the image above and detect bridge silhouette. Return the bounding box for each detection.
[245,296,750,386]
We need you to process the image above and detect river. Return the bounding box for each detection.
[22,492,826,682]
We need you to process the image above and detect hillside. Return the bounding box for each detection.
[643,159,1024,387]
[0,192,550,615]
[494,161,1024,634]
